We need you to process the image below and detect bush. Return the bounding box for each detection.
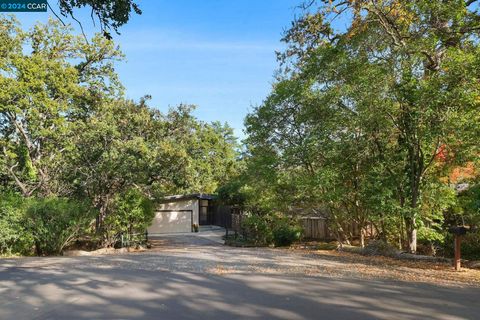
[241,213,273,246]
[103,188,154,246]
[240,213,302,247]
[416,226,446,256]
[0,193,34,255]
[26,198,96,255]
[442,232,480,260]
[272,218,302,247]
[461,232,480,260]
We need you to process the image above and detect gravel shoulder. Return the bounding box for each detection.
[3,235,478,287]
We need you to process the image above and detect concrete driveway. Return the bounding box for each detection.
[0,234,479,320]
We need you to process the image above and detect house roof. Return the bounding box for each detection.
[160,193,215,202]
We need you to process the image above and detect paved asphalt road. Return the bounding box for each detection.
[0,234,479,320]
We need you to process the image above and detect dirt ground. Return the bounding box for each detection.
[290,248,480,287]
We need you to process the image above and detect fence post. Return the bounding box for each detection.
[145,230,148,243]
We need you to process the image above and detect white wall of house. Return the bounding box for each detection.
[147,199,199,234]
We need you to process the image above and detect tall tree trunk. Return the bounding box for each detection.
[405,166,421,254]
[405,216,417,253]
[379,213,387,242]
[360,227,365,248]
[399,216,404,249]
[95,195,112,247]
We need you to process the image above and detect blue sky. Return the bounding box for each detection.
[13,0,302,138]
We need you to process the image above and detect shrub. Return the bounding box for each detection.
[272,218,302,247]
[416,226,446,256]
[417,226,445,244]
[442,232,480,260]
[461,232,480,260]
[0,193,34,255]
[241,213,273,246]
[26,198,96,255]
[240,213,302,247]
[103,188,154,246]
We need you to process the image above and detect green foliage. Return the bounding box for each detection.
[1,17,123,198]
[443,232,480,261]
[242,0,480,253]
[416,182,455,246]
[216,179,247,206]
[456,184,480,226]
[0,194,97,256]
[0,18,240,251]
[26,197,96,255]
[417,226,445,244]
[65,100,238,246]
[240,213,302,247]
[57,0,142,34]
[241,214,273,246]
[459,233,480,260]
[440,182,480,260]
[271,217,302,247]
[103,188,154,242]
[159,106,239,196]
[0,193,34,255]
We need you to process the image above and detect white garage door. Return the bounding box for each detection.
[147,210,192,234]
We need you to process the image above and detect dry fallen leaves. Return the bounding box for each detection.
[306,249,480,287]
[208,248,480,288]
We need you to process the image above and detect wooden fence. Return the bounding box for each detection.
[301,217,331,240]
[218,205,374,242]
[301,217,374,241]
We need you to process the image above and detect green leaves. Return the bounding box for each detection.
[26,197,96,255]
[103,188,154,242]
[243,0,480,252]
[56,0,141,34]
[0,17,123,197]
[0,192,34,255]
[0,18,239,249]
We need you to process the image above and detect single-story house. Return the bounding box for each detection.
[147,193,218,234]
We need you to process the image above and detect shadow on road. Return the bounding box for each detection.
[0,249,479,320]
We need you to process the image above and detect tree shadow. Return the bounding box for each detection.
[0,250,479,319]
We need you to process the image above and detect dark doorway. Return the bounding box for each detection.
[199,199,213,225]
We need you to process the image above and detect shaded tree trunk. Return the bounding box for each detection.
[360,228,365,248]
[405,216,417,253]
